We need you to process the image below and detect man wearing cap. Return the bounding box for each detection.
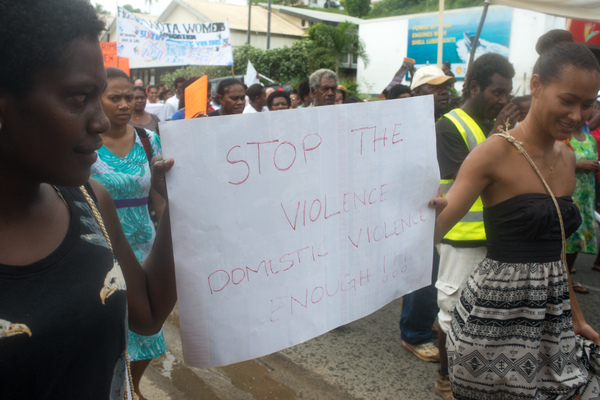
[398,65,456,366]
[433,53,519,399]
[411,65,456,120]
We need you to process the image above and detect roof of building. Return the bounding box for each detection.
[261,4,363,25]
[160,0,305,37]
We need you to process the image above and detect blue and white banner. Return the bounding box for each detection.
[407,8,512,79]
[117,7,233,66]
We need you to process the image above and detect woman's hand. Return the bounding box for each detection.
[150,155,174,199]
[575,160,600,172]
[573,320,600,345]
[429,190,448,219]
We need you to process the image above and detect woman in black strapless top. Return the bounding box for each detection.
[431,33,600,399]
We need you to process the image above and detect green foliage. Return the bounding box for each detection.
[338,78,359,97]
[123,4,143,13]
[158,24,367,87]
[159,43,311,88]
[368,0,484,19]
[94,3,110,15]
[343,0,371,18]
[305,22,369,73]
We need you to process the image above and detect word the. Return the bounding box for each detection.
[351,125,403,155]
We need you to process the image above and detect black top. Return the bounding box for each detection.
[484,193,581,263]
[0,185,128,399]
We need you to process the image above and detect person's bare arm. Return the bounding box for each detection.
[90,158,176,335]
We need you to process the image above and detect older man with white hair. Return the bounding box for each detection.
[309,69,339,107]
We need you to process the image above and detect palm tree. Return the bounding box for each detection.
[94,2,111,15]
[305,22,369,74]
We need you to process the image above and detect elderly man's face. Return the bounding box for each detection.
[313,77,337,106]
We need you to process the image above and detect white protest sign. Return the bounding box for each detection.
[161,96,439,367]
[116,7,233,66]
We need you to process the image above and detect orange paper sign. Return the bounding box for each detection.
[100,42,130,76]
[185,75,208,119]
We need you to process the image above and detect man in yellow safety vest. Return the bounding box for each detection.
[434,53,520,400]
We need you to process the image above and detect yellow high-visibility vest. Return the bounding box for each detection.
[441,108,487,242]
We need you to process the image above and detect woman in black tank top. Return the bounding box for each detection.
[0,1,177,398]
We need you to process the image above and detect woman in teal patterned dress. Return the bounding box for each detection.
[565,128,599,293]
[92,67,167,400]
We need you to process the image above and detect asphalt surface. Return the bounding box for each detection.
[140,253,600,400]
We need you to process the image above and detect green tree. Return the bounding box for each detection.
[159,43,311,89]
[304,22,369,73]
[343,0,371,18]
[94,3,111,15]
[144,0,155,13]
[123,4,143,13]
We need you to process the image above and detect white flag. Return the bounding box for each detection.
[245,60,260,86]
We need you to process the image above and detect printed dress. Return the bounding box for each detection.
[566,133,598,254]
[447,193,600,399]
[91,129,167,361]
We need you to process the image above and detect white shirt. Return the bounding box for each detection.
[165,96,180,121]
[145,103,167,122]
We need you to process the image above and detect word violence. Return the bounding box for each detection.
[281,184,389,230]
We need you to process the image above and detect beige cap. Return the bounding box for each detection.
[410,65,456,90]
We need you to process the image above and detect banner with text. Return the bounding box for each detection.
[161,97,439,367]
[407,8,512,79]
[117,6,233,66]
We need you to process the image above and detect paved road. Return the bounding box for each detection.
[141,253,600,400]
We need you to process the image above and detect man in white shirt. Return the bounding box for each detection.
[165,77,185,120]
[243,84,267,113]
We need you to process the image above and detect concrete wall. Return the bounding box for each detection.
[357,17,410,94]
[357,7,566,95]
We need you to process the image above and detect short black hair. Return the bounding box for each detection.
[246,84,265,102]
[534,30,600,85]
[173,76,186,88]
[387,84,411,100]
[464,53,515,100]
[217,78,244,97]
[0,0,105,96]
[267,91,291,110]
[133,86,147,97]
[344,96,363,104]
[106,67,131,83]
[159,90,173,101]
[512,95,532,106]
[297,79,311,101]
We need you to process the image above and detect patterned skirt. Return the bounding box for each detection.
[447,258,600,400]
